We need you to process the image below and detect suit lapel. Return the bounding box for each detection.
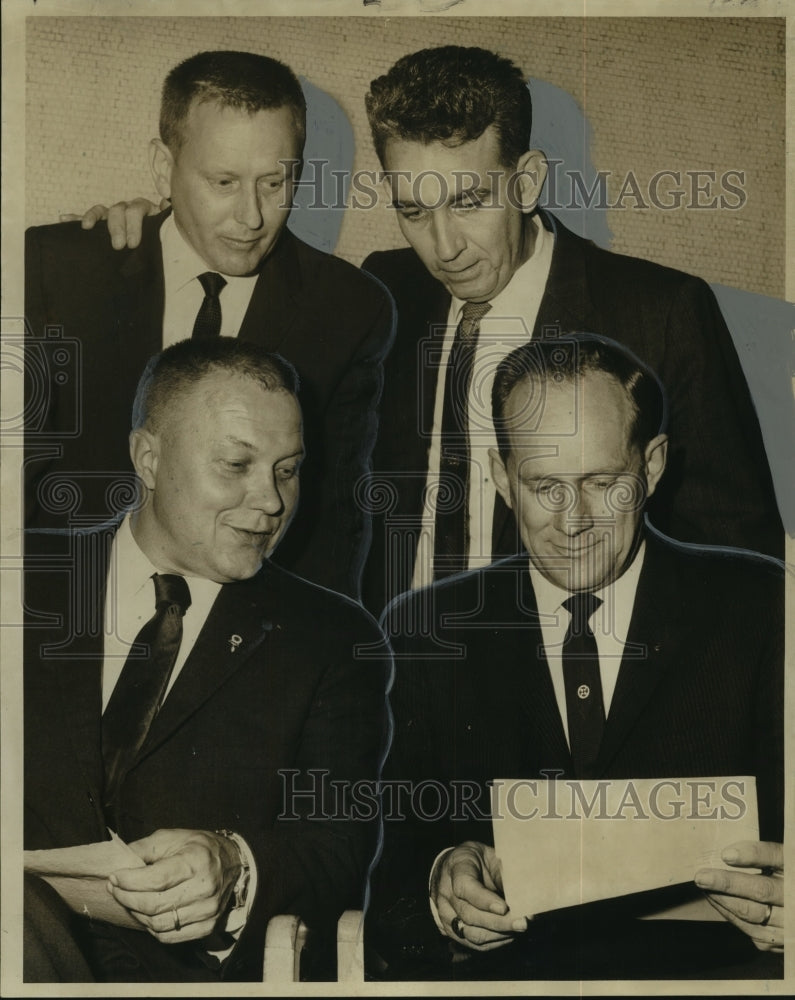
[387,262,450,486]
[31,525,119,805]
[594,534,690,775]
[418,279,452,442]
[505,563,572,773]
[534,211,596,336]
[375,260,450,597]
[115,213,167,377]
[238,230,302,352]
[139,570,274,757]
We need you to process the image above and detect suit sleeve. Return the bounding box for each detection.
[24,226,54,524]
[647,275,783,558]
[227,612,392,979]
[365,596,483,973]
[752,571,784,843]
[281,277,396,600]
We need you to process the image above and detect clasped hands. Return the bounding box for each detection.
[434,838,785,955]
[107,828,242,944]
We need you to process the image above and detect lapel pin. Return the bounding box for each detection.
[229,634,243,653]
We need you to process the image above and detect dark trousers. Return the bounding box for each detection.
[24,873,221,983]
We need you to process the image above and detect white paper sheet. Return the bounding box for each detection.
[24,831,146,929]
[492,775,759,919]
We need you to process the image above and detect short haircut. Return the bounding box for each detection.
[492,334,667,460]
[132,338,300,434]
[365,46,532,168]
[160,50,307,155]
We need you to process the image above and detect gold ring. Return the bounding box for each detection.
[760,903,773,926]
[172,905,181,932]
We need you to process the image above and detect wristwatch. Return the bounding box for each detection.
[216,829,251,910]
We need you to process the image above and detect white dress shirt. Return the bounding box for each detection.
[101,515,255,949]
[412,213,554,590]
[528,541,646,744]
[159,214,260,346]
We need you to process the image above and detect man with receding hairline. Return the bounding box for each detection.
[24,337,391,982]
[369,333,783,981]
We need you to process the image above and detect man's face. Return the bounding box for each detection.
[131,372,304,583]
[490,371,666,592]
[152,100,300,276]
[382,127,541,302]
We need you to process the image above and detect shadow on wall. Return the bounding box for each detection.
[288,78,354,255]
[529,77,794,533]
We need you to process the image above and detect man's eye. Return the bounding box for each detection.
[398,208,425,222]
[456,193,483,210]
[276,466,298,480]
[222,460,248,472]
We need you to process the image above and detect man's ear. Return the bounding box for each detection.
[512,149,548,213]
[129,427,159,492]
[643,433,668,498]
[149,139,174,201]
[489,447,514,509]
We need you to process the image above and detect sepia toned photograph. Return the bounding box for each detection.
[2,0,792,994]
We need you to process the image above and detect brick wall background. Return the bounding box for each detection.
[25,15,785,297]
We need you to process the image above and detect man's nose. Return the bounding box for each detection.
[234,184,264,231]
[559,487,596,535]
[431,211,465,262]
[247,471,285,516]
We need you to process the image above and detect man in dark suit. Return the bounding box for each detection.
[368,335,784,981]
[25,49,394,600]
[24,338,392,982]
[360,45,781,612]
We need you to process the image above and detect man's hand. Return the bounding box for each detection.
[433,841,527,952]
[695,840,783,953]
[59,197,165,249]
[107,828,242,944]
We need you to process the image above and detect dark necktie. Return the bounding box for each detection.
[191,271,227,339]
[102,573,191,809]
[561,592,604,779]
[433,300,492,580]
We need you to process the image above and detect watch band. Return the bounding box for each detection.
[216,829,251,910]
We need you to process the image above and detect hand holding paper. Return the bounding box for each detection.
[492,776,761,919]
[109,828,242,944]
[24,832,145,930]
[433,841,527,951]
[24,827,242,942]
[696,840,784,953]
